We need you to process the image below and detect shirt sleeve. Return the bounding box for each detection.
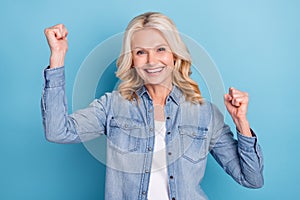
[209,104,264,188]
[41,66,108,143]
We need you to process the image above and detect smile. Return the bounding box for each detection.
[144,66,165,74]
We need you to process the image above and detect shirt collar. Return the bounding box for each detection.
[136,85,183,105]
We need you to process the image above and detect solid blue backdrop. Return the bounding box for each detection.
[1,0,299,199]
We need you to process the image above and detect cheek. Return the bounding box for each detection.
[132,56,146,67]
[161,54,174,66]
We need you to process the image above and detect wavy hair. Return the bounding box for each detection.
[116,12,203,104]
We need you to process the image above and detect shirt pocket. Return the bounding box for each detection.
[179,125,208,163]
[108,117,142,154]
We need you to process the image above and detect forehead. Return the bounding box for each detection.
[131,28,169,49]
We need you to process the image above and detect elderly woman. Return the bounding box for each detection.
[42,12,263,200]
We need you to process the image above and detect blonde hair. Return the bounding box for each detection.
[116,12,203,104]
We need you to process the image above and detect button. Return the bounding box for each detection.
[168,152,172,156]
[172,198,176,200]
[170,175,174,179]
[145,169,149,173]
[167,131,171,135]
[148,109,153,113]
[148,147,152,151]
[166,116,170,120]
[149,127,153,132]
[125,124,128,128]
[142,191,146,195]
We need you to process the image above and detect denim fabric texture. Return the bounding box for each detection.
[41,66,264,200]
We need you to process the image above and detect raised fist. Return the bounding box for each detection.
[44,24,68,68]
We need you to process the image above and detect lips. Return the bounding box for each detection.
[144,66,165,74]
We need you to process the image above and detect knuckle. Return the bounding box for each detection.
[58,24,66,30]
[44,27,51,34]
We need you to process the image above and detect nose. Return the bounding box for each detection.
[147,50,157,65]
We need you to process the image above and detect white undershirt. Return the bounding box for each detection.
[147,120,170,200]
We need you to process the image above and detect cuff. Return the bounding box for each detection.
[43,66,65,88]
[237,129,257,152]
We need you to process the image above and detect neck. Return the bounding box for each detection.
[145,84,172,105]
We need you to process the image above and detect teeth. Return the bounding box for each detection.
[145,67,164,73]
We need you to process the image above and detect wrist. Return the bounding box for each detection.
[234,118,252,137]
[49,51,66,69]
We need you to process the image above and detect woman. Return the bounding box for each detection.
[42,12,264,200]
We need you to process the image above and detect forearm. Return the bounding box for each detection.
[233,117,252,137]
[236,131,264,188]
[41,66,81,143]
[41,66,107,143]
[210,126,264,188]
[49,51,66,69]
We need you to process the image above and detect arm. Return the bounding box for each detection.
[41,25,107,143]
[209,121,264,188]
[208,88,264,188]
[41,67,108,143]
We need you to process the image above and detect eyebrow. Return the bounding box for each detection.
[132,43,169,50]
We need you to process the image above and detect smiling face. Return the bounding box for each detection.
[131,28,175,88]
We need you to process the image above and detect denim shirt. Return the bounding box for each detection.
[41,67,264,200]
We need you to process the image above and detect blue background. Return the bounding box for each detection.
[1,0,299,199]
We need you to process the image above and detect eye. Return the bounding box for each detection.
[136,50,145,55]
[157,47,166,52]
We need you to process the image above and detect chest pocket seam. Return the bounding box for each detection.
[108,117,143,154]
[179,125,209,163]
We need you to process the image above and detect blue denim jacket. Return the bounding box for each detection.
[41,67,264,200]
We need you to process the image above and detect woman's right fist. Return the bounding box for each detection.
[44,24,68,68]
